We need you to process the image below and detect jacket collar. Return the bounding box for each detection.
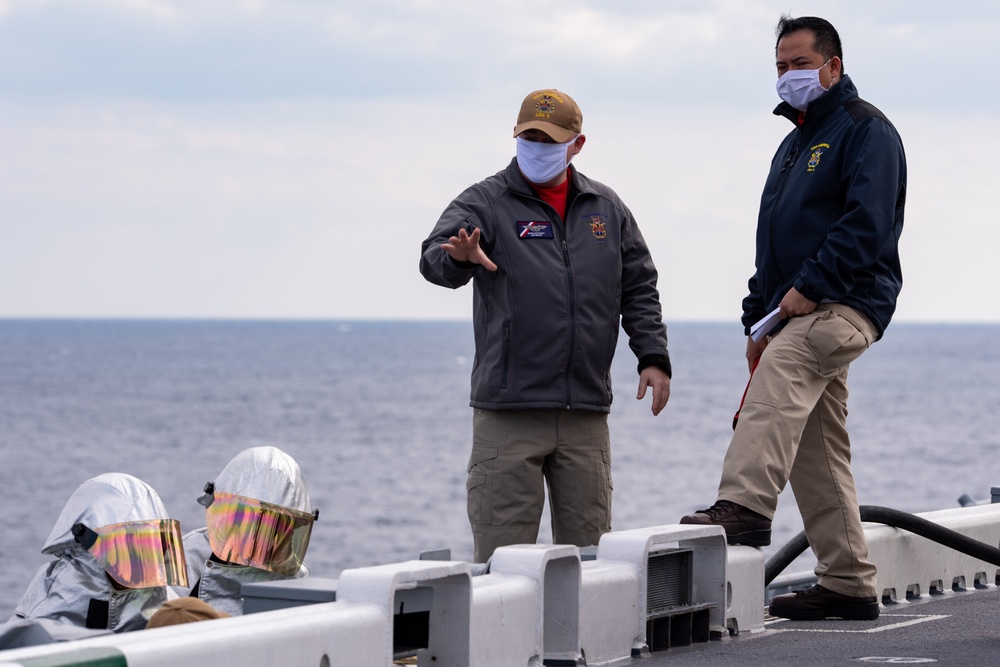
[773,73,859,126]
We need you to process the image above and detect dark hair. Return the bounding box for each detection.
[775,14,845,73]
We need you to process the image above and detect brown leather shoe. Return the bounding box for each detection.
[679,500,771,547]
[769,584,880,620]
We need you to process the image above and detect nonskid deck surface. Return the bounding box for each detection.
[635,586,1000,666]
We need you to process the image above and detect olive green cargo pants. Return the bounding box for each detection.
[468,408,612,563]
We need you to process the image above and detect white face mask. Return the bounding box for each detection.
[516,136,575,184]
[776,60,831,111]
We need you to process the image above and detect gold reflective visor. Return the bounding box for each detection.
[74,519,188,589]
[205,491,315,577]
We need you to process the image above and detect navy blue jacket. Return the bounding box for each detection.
[743,75,906,339]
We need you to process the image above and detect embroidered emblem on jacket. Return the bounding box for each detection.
[590,216,607,240]
[807,143,830,172]
[517,221,554,239]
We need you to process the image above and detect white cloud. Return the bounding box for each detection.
[1,0,998,321]
[110,0,178,21]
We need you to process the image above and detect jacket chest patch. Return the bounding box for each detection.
[588,214,607,240]
[807,143,830,172]
[517,221,554,239]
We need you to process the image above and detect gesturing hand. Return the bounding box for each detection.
[441,228,498,272]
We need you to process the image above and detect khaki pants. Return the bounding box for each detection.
[467,408,612,563]
[718,303,879,597]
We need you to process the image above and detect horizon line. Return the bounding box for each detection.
[1,316,997,327]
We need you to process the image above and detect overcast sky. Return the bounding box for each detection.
[1,0,997,322]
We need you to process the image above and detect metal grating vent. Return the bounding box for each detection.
[646,548,692,614]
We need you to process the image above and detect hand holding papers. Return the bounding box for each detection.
[750,306,783,342]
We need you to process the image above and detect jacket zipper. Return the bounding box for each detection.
[523,187,577,409]
[501,328,510,387]
[768,135,801,285]
[562,237,575,409]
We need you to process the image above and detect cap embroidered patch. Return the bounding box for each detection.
[517,221,554,239]
[535,95,557,116]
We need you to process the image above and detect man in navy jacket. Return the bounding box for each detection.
[681,15,906,622]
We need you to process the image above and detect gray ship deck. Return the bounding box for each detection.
[638,586,1000,666]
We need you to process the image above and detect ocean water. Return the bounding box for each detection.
[2,319,998,617]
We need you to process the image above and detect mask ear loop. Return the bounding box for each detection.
[819,58,836,88]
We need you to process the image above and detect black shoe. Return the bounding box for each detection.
[678,500,771,547]
[769,584,879,621]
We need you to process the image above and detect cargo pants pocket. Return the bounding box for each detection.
[600,448,613,511]
[803,310,870,374]
[467,444,498,525]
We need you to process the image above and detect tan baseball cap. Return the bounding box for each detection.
[146,597,231,628]
[513,89,583,143]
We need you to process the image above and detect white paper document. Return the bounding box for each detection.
[750,307,782,342]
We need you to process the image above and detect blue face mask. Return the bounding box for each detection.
[516,136,574,184]
[776,59,831,111]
